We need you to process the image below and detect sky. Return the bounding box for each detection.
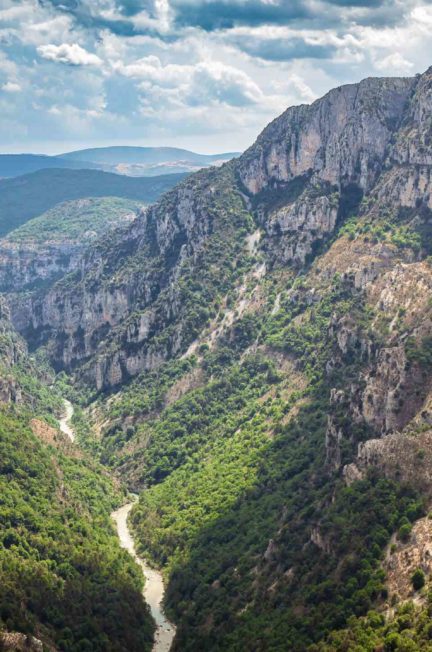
[0,0,432,155]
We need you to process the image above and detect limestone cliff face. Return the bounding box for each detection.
[238,76,415,194]
[12,170,222,388]
[0,241,82,292]
[323,253,432,470]
[237,74,417,268]
[10,67,432,393]
[0,197,139,294]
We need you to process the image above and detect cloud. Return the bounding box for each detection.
[2,0,432,154]
[188,61,263,106]
[37,42,103,66]
[286,73,317,103]
[1,81,21,92]
[374,52,414,73]
[171,0,310,30]
[411,4,432,25]
[227,27,337,62]
[116,55,262,107]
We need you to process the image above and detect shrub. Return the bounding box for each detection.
[412,568,426,591]
[398,523,412,543]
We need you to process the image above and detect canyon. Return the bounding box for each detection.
[3,67,432,650]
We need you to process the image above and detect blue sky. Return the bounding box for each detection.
[1,0,432,154]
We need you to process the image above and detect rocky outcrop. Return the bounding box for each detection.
[344,429,432,493]
[325,389,346,470]
[360,344,425,433]
[0,632,45,652]
[384,516,432,602]
[264,189,339,265]
[0,241,82,293]
[238,75,416,195]
[0,198,139,294]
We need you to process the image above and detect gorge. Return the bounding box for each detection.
[3,65,432,651]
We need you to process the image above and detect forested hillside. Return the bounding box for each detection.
[0,303,154,650]
[0,168,186,237]
[0,410,154,652]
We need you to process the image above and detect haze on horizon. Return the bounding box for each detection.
[1,0,432,155]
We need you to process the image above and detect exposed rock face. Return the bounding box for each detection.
[238,76,415,195]
[384,516,432,603]
[0,240,82,293]
[0,198,138,294]
[344,429,432,491]
[325,389,346,470]
[9,170,228,388]
[264,189,339,265]
[9,67,432,395]
[0,632,45,652]
[310,527,332,554]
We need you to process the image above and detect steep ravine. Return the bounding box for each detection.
[59,398,175,651]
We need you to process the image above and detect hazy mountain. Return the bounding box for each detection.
[0,153,99,178]
[60,145,239,165]
[0,147,239,179]
[61,146,240,177]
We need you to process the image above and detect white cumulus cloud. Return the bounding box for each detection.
[375,53,414,74]
[37,43,103,67]
[1,81,21,92]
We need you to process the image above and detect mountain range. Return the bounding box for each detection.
[0,147,239,179]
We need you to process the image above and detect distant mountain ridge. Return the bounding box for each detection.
[60,145,239,165]
[0,153,100,178]
[0,146,239,179]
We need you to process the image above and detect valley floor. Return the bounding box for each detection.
[63,398,174,651]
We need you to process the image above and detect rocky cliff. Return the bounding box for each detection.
[12,68,432,396]
[0,197,139,293]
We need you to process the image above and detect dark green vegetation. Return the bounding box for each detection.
[0,314,154,649]
[0,168,186,237]
[0,409,154,651]
[66,168,432,650]
[0,154,99,178]
[4,197,140,245]
[412,569,426,591]
[316,598,432,651]
[121,275,425,651]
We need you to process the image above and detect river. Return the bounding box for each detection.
[59,399,75,442]
[59,398,175,651]
[111,502,176,652]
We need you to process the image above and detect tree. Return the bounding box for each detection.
[398,523,412,543]
[411,568,425,591]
